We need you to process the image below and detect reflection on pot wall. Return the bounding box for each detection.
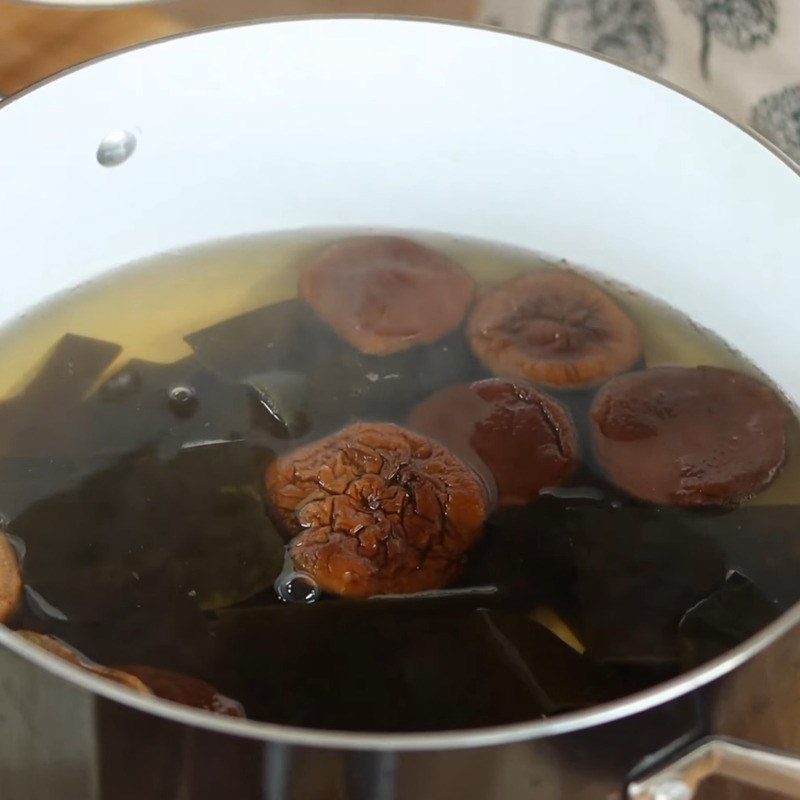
[93,696,703,800]
[0,641,99,800]
[700,617,800,800]
[0,634,703,800]
[4,619,800,800]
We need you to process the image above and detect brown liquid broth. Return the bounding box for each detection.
[0,229,798,733]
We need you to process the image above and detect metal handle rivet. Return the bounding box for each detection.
[96,129,137,167]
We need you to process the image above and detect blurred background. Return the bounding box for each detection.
[0,0,798,163]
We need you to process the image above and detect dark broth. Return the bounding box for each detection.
[1,229,799,732]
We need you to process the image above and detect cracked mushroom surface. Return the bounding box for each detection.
[467,270,642,389]
[266,422,488,597]
[299,236,475,355]
[16,631,152,695]
[408,379,579,507]
[0,532,22,624]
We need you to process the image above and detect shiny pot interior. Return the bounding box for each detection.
[0,18,799,751]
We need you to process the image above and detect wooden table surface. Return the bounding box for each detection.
[0,3,185,96]
[0,0,478,97]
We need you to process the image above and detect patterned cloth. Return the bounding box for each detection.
[477,0,800,165]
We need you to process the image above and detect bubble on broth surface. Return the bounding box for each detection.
[275,572,320,605]
[167,384,198,418]
[90,357,267,458]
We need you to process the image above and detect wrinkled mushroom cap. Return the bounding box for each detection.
[266,422,488,597]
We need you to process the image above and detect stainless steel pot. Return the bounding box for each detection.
[2,17,800,800]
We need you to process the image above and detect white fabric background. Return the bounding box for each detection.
[477,0,800,164]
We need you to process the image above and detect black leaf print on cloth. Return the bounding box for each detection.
[540,0,666,73]
[676,0,777,79]
[751,85,800,164]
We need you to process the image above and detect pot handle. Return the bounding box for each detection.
[627,737,800,800]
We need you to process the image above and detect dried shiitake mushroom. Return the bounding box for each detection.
[467,270,641,389]
[590,366,791,506]
[16,631,151,695]
[0,532,22,624]
[18,633,245,717]
[408,378,579,507]
[299,236,475,355]
[266,422,488,597]
[119,664,245,717]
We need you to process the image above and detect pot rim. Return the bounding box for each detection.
[1,14,798,752]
